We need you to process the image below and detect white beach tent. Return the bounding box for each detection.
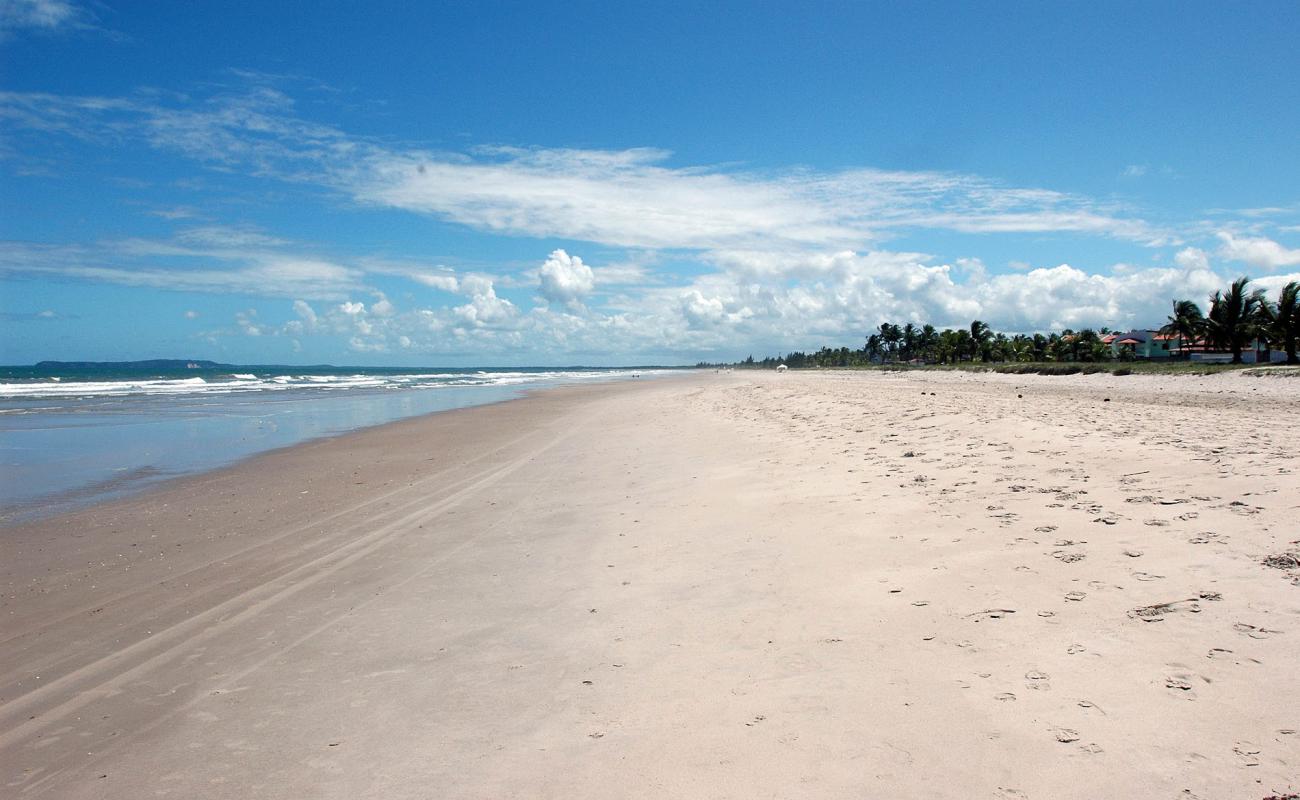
[776,363,788,372]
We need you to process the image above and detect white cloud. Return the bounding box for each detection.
[10,84,1299,362]
[1174,246,1211,272]
[175,225,288,249]
[0,240,366,300]
[410,273,459,292]
[291,299,317,329]
[538,249,594,308]
[1216,232,1300,271]
[184,309,199,319]
[453,275,516,325]
[0,0,81,33]
[360,150,1165,250]
[234,308,267,336]
[2,89,1170,250]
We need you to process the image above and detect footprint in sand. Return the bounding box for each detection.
[1129,599,1200,621]
[1025,670,1051,691]
[1233,622,1282,640]
[1165,675,1195,692]
[1064,591,1087,602]
[1232,742,1261,766]
[995,692,1017,702]
[1052,727,1080,743]
[1053,551,1086,563]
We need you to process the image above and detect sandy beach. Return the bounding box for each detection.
[2,370,1297,799]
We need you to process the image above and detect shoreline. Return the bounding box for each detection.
[1,372,682,526]
[2,369,1296,798]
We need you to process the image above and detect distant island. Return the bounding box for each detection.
[31,359,236,371]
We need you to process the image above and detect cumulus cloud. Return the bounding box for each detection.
[1216,232,1300,271]
[538,249,594,308]
[1174,247,1211,272]
[453,275,516,325]
[411,273,458,292]
[291,299,317,328]
[234,308,267,336]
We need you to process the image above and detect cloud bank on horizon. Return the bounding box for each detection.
[2,2,1299,364]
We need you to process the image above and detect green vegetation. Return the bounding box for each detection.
[700,276,1300,371]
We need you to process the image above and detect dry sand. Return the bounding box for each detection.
[2,370,1298,799]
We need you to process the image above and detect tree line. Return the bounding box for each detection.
[699,277,1298,369]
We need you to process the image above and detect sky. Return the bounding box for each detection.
[2,1,1299,366]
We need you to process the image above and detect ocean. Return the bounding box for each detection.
[0,364,679,523]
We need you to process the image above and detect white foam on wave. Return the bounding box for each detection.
[0,368,677,400]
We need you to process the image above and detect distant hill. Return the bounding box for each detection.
[31,359,235,371]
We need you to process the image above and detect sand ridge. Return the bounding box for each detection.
[1,371,1297,798]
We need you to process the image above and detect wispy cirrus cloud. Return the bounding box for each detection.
[0,0,84,35]
[0,231,366,300]
[1,87,1172,251]
[359,148,1169,249]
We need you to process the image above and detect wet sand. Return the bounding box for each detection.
[2,370,1297,798]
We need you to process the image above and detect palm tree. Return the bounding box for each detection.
[1260,281,1299,364]
[865,333,883,362]
[1047,333,1068,362]
[1159,299,1206,358]
[1008,336,1033,362]
[918,324,938,363]
[1206,277,1267,363]
[902,323,918,361]
[954,329,974,363]
[1032,333,1048,361]
[1075,328,1102,362]
[878,323,903,361]
[969,320,992,361]
[935,330,956,364]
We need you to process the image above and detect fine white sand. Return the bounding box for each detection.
[2,370,1297,799]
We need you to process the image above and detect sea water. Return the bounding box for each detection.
[0,366,676,523]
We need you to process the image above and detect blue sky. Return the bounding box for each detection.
[2,0,1299,365]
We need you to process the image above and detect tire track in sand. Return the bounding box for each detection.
[0,421,575,759]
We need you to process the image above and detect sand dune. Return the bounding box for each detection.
[2,371,1297,798]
